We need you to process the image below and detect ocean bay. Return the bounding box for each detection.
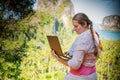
[94,24,120,40]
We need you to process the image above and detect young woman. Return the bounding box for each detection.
[51,13,102,80]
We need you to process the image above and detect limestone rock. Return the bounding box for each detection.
[102,15,120,31]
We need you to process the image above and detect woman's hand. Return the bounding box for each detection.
[51,49,59,59]
[51,50,69,67]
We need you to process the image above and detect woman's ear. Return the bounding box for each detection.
[83,21,87,28]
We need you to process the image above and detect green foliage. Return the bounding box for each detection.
[0,8,70,79]
[38,11,54,27]
[0,0,36,19]
[97,39,120,80]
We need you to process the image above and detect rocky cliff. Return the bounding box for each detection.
[37,0,74,16]
[35,0,74,29]
[102,15,120,31]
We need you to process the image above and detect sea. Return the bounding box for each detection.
[93,24,120,40]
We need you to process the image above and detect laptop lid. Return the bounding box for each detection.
[47,35,63,56]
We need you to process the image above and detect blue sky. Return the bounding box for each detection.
[71,0,120,23]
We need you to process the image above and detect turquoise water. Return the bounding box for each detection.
[93,24,120,40]
[96,30,120,40]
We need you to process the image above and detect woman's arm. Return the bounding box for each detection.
[51,50,69,67]
[51,50,85,70]
[68,50,84,70]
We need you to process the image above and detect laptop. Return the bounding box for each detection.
[47,35,71,61]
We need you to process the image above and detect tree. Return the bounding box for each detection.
[0,0,36,19]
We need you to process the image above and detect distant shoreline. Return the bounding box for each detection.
[96,30,120,40]
[93,24,120,31]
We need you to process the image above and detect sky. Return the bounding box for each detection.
[71,0,120,24]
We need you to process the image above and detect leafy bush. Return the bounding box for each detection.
[97,39,120,80]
